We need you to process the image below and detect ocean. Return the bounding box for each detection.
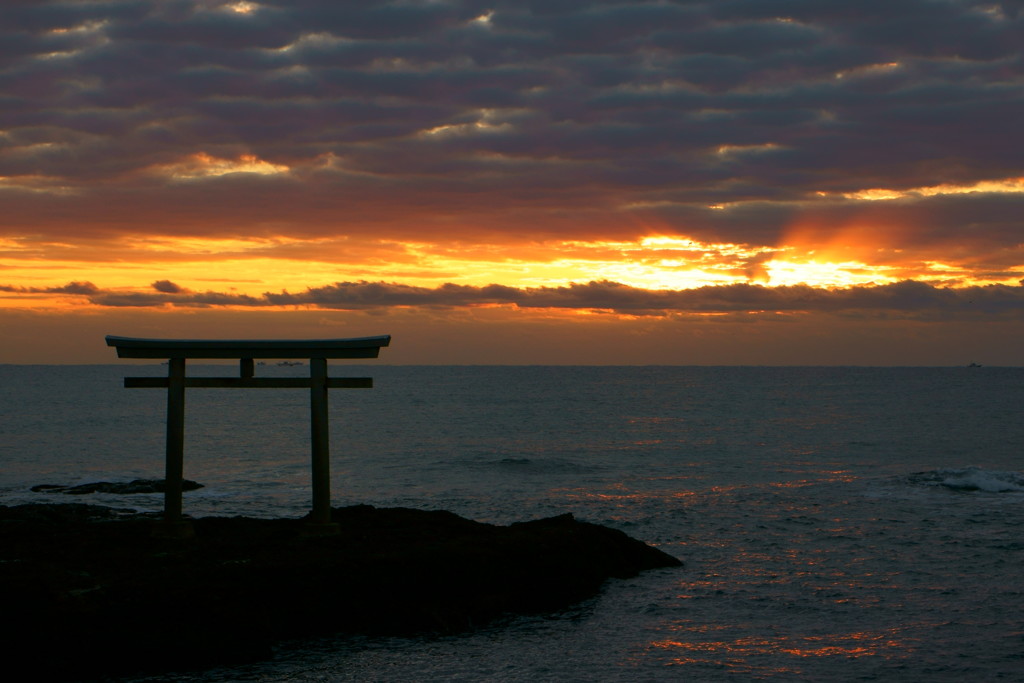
[1,364,1023,681]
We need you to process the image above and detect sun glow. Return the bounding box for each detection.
[765,258,896,288]
[1,227,1011,313]
[121,235,310,256]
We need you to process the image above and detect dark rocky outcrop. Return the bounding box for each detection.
[30,478,204,495]
[0,503,681,681]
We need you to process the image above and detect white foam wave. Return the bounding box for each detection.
[909,466,1024,493]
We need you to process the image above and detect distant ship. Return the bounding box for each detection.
[968,362,982,368]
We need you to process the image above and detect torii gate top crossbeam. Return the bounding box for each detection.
[106,335,390,359]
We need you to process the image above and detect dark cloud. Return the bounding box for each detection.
[18,278,1022,320]
[0,0,1020,257]
[151,279,187,293]
[260,279,1024,318]
[0,281,100,295]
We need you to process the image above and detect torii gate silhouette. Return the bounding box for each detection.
[106,335,391,537]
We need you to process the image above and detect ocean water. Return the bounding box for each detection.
[1,364,1023,681]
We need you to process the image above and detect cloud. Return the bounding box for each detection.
[0,281,100,295]
[13,278,1023,320]
[0,0,1020,258]
[151,279,188,293]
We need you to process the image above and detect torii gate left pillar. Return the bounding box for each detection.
[106,335,391,538]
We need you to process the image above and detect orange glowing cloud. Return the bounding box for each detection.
[148,153,291,181]
[819,176,1024,202]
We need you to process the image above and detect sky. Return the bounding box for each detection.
[1,0,1023,364]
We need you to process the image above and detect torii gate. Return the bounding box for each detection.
[106,335,391,537]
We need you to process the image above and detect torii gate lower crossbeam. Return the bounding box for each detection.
[106,335,391,537]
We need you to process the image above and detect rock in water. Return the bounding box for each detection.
[30,478,204,494]
[0,503,681,681]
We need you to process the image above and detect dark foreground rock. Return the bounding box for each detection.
[0,503,681,681]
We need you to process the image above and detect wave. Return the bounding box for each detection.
[434,456,599,475]
[907,467,1024,493]
[494,456,605,475]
